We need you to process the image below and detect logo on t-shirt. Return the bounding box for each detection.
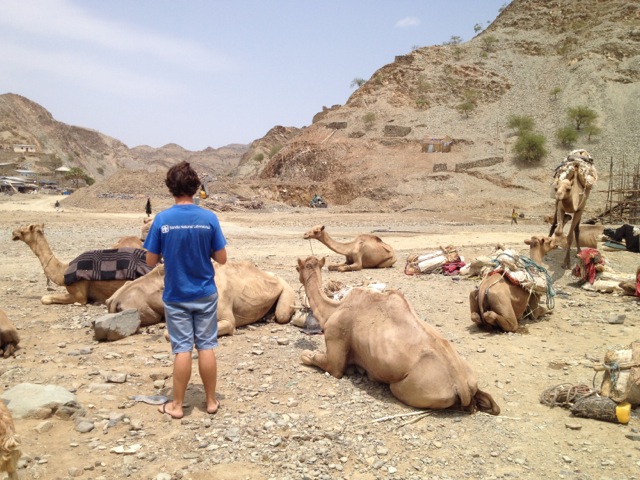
[161,225,170,234]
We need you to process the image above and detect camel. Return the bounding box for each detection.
[0,309,20,358]
[112,236,143,249]
[12,224,149,305]
[106,260,297,334]
[296,255,500,414]
[548,149,598,269]
[469,236,558,333]
[619,266,640,297]
[141,217,153,241]
[302,225,396,271]
[0,400,20,480]
[555,224,604,249]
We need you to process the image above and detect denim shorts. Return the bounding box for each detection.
[164,292,219,354]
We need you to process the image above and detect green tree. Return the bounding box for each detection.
[456,101,475,118]
[584,123,602,142]
[506,115,535,134]
[474,23,483,34]
[350,78,366,88]
[65,167,89,189]
[513,132,547,165]
[567,106,597,130]
[555,126,578,147]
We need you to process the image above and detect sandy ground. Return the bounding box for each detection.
[0,194,639,480]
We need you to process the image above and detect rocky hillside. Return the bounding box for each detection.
[234,0,639,213]
[0,93,246,180]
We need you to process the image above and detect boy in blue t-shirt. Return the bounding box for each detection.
[144,161,227,420]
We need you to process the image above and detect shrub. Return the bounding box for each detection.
[550,87,562,100]
[513,132,547,165]
[481,35,498,52]
[506,115,535,134]
[268,144,283,158]
[253,153,264,162]
[350,78,366,88]
[363,112,376,128]
[555,126,578,147]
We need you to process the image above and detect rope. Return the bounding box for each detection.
[539,383,597,409]
[491,253,555,310]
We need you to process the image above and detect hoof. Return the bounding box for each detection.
[300,349,315,365]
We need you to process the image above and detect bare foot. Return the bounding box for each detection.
[158,402,183,419]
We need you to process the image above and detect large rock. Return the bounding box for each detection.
[93,309,141,341]
[1,383,81,419]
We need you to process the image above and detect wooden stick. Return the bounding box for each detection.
[371,410,432,423]
[593,360,640,372]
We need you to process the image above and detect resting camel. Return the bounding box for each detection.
[296,256,500,414]
[12,224,147,305]
[0,400,20,480]
[303,225,396,271]
[106,260,296,334]
[548,149,597,269]
[0,309,20,358]
[469,236,557,333]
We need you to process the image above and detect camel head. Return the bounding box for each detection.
[554,178,573,202]
[141,218,153,241]
[524,236,558,258]
[303,225,325,240]
[12,223,44,244]
[296,256,326,283]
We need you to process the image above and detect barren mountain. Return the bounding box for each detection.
[0,93,246,180]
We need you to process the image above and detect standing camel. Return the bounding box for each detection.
[548,150,598,269]
[12,224,149,305]
[302,225,396,271]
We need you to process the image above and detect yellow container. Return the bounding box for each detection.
[615,401,631,425]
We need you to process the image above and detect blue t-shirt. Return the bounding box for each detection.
[143,204,227,303]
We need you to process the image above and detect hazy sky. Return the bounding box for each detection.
[0,0,508,151]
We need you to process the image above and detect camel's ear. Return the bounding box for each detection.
[319,257,326,268]
[296,258,304,272]
[320,225,325,231]
[524,238,533,246]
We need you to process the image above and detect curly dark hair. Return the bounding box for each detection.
[165,161,201,198]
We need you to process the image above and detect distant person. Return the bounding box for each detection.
[144,162,227,420]
[511,208,518,225]
[55,200,60,213]
[145,197,152,217]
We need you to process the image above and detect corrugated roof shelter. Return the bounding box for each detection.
[421,135,453,153]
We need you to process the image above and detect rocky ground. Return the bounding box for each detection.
[0,193,639,480]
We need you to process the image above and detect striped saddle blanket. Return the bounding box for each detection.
[64,248,151,286]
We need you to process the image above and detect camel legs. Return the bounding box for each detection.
[217,318,236,336]
[41,283,90,305]
[469,286,518,332]
[274,284,296,324]
[300,323,350,378]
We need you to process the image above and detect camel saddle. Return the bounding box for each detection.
[597,340,640,406]
[64,247,151,285]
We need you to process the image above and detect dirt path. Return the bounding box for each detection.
[1,195,638,480]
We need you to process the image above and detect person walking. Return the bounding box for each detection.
[145,197,152,217]
[55,200,60,213]
[511,208,518,225]
[143,162,227,419]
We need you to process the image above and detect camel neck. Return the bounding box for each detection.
[302,269,340,326]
